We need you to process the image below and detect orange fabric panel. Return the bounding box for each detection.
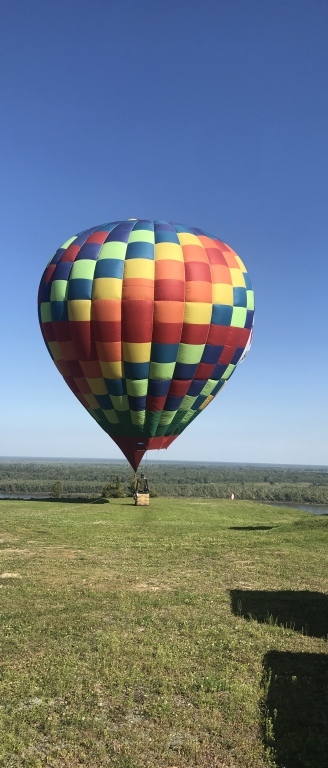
[185,281,212,302]
[92,299,121,322]
[95,340,122,362]
[182,244,208,263]
[155,259,185,280]
[153,301,185,324]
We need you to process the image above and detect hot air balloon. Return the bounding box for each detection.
[38,219,254,470]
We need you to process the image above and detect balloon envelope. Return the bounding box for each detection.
[38,219,254,469]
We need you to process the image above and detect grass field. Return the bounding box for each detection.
[0,498,327,767]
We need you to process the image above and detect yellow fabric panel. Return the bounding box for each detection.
[234,254,247,272]
[86,378,108,395]
[84,393,101,410]
[230,269,246,288]
[200,395,214,410]
[155,243,183,261]
[92,278,122,300]
[100,361,124,379]
[177,233,201,246]
[68,300,91,321]
[47,341,61,360]
[212,284,233,305]
[123,342,151,363]
[123,259,155,280]
[183,302,212,324]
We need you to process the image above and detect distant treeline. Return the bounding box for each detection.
[1,460,328,503]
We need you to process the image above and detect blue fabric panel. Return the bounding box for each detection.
[50,248,65,265]
[148,379,172,396]
[72,232,90,246]
[201,344,224,364]
[211,305,233,326]
[105,379,127,396]
[51,301,68,322]
[128,395,147,411]
[39,281,52,302]
[96,394,114,410]
[231,348,244,365]
[125,241,154,260]
[132,220,154,231]
[171,223,194,233]
[76,243,102,261]
[174,362,199,380]
[245,310,254,329]
[154,223,180,243]
[105,222,135,243]
[233,287,247,307]
[192,395,206,410]
[164,395,184,411]
[211,380,226,396]
[124,361,150,380]
[187,379,206,396]
[243,272,252,290]
[95,259,124,279]
[211,363,228,380]
[67,279,93,300]
[151,343,179,363]
[54,262,73,280]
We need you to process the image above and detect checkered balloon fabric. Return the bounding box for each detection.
[38,220,254,469]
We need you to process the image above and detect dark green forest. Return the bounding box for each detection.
[1,459,328,503]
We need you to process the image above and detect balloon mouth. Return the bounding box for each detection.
[111,435,178,471]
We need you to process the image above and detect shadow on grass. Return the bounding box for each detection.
[230,590,328,638]
[262,651,328,768]
[229,525,273,530]
[28,496,110,505]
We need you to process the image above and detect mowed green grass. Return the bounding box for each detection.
[0,498,327,768]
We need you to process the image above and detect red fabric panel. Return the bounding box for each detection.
[168,379,192,397]
[146,395,167,412]
[80,360,103,377]
[121,299,153,343]
[185,261,212,282]
[92,320,121,342]
[154,280,185,301]
[69,321,97,360]
[195,362,216,380]
[41,322,56,342]
[206,325,231,345]
[205,248,228,266]
[86,231,108,244]
[61,244,81,262]
[180,323,209,344]
[56,359,83,377]
[52,321,72,342]
[219,346,238,365]
[152,322,182,344]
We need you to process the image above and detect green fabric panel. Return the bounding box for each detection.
[103,409,119,424]
[128,230,155,244]
[176,343,205,364]
[130,410,146,426]
[70,260,97,280]
[149,361,176,379]
[110,394,129,411]
[246,290,255,310]
[126,379,148,397]
[231,307,247,328]
[50,280,69,302]
[200,379,217,397]
[60,236,77,249]
[145,410,162,437]
[222,364,235,380]
[98,242,127,260]
[178,409,196,426]
[40,303,52,322]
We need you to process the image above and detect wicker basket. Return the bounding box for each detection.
[134,493,150,506]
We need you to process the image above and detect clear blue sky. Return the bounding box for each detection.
[1,0,327,465]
